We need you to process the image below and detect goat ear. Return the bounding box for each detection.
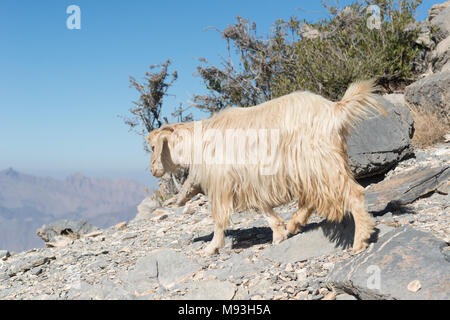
[159,131,177,172]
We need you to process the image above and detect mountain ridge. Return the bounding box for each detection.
[0,168,148,252]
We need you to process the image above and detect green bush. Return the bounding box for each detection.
[194,0,423,110]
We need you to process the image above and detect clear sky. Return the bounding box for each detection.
[0,0,440,187]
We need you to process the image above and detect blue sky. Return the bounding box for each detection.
[0,0,439,187]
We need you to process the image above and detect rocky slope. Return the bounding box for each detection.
[0,142,448,300]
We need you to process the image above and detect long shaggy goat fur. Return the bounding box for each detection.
[151,80,386,255]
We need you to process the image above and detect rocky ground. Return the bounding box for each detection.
[0,143,448,300]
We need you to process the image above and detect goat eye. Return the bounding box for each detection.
[151,146,155,152]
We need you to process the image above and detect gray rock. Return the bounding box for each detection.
[414,21,434,49]
[336,293,358,300]
[261,217,356,264]
[8,255,55,276]
[125,248,201,289]
[365,165,449,213]
[427,1,450,21]
[0,250,10,259]
[431,36,450,72]
[206,252,269,280]
[348,96,414,178]
[429,6,450,42]
[375,224,395,238]
[36,220,100,243]
[327,226,450,300]
[30,266,43,276]
[405,71,450,121]
[133,197,162,221]
[182,280,236,300]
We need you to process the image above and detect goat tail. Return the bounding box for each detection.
[335,79,388,129]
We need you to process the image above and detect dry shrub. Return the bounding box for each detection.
[410,107,449,148]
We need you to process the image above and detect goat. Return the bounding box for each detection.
[150,80,386,255]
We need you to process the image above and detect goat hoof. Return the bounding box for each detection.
[286,221,300,235]
[272,231,288,245]
[203,244,219,256]
[352,241,368,254]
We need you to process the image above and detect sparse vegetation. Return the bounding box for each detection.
[121,59,178,153]
[410,107,449,148]
[194,0,424,111]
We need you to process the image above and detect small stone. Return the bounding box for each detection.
[153,214,168,221]
[30,267,43,276]
[407,280,422,293]
[319,287,329,295]
[114,222,127,231]
[294,291,308,300]
[0,250,10,259]
[47,236,73,248]
[84,231,103,238]
[285,263,294,273]
[322,292,336,300]
[336,293,357,300]
[182,206,196,215]
[153,209,168,215]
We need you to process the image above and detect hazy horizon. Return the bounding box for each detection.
[0,166,158,189]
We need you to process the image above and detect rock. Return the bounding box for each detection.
[348,96,414,178]
[411,20,434,50]
[327,226,450,300]
[429,6,450,42]
[407,280,422,293]
[322,292,337,300]
[365,165,450,213]
[36,220,100,243]
[113,222,127,231]
[431,36,450,72]
[405,71,450,122]
[125,249,201,289]
[205,252,270,280]
[30,266,43,276]
[46,236,74,248]
[261,217,358,264]
[134,197,162,221]
[442,61,450,72]
[8,255,55,276]
[182,280,236,300]
[336,293,358,300]
[0,250,10,259]
[84,230,103,238]
[428,1,450,21]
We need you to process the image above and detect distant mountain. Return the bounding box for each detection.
[0,168,148,252]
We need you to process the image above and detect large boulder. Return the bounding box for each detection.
[404,71,450,121]
[365,165,450,214]
[347,95,414,178]
[327,226,450,300]
[429,4,450,42]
